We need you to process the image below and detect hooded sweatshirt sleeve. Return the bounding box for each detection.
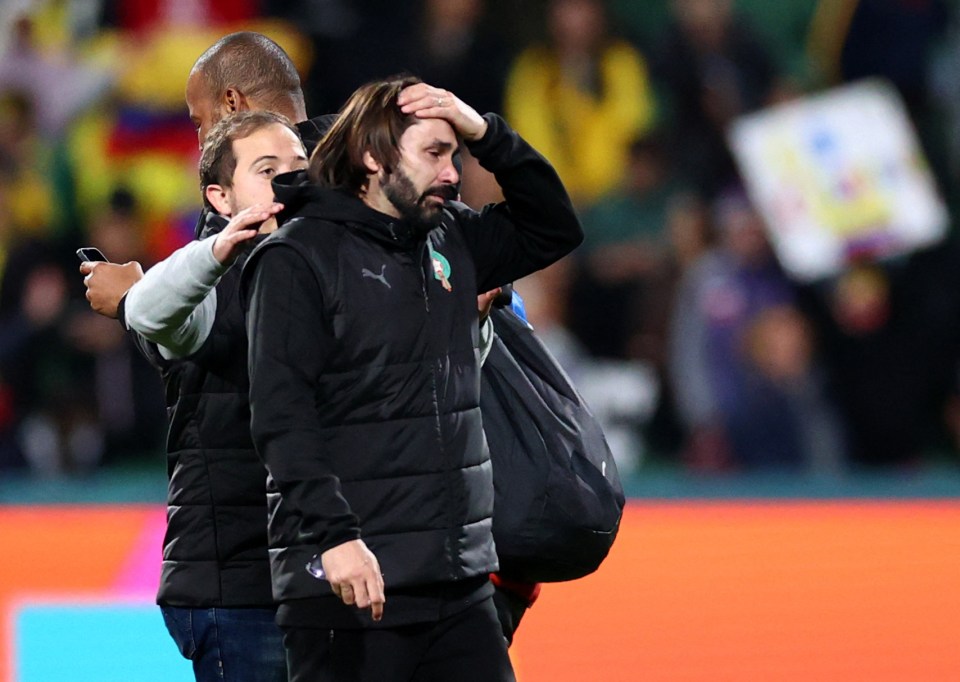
[124,236,227,359]
[245,243,362,553]
[456,113,584,293]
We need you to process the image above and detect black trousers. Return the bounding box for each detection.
[282,595,516,682]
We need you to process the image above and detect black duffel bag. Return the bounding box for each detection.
[481,305,625,583]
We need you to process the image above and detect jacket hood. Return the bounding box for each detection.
[296,114,337,154]
[198,211,229,240]
[272,170,430,249]
[198,210,269,266]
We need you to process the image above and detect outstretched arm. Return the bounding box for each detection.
[122,202,280,359]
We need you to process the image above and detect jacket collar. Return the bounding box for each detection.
[197,210,230,240]
[197,210,268,266]
[296,114,337,155]
[272,170,431,249]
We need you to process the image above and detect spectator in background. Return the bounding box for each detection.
[665,190,712,274]
[504,0,656,207]
[644,192,714,456]
[0,186,165,476]
[809,241,960,467]
[668,188,845,472]
[0,237,98,475]
[503,0,659,463]
[73,189,166,459]
[401,0,515,214]
[569,132,679,360]
[579,189,714,463]
[651,0,779,198]
[0,34,162,473]
[407,0,511,116]
[0,91,57,240]
[0,14,112,138]
[0,21,86,474]
[736,304,845,473]
[526,139,701,473]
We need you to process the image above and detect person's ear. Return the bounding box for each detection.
[205,184,232,216]
[362,150,381,174]
[223,87,250,114]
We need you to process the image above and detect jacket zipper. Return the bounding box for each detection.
[420,242,455,568]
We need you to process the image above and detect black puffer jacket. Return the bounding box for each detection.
[132,213,272,607]
[241,114,583,623]
[133,114,335,607]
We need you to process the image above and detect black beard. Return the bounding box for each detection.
[382,169,455,238]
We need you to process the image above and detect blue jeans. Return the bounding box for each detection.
[161,606,287,682]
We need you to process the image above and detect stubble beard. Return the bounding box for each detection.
[382,168,454,239]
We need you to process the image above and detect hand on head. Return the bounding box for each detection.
[397,83,488,142]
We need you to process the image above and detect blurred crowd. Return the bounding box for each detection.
[3,0,960,478]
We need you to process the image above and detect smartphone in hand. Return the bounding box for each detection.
[76,247,109,263]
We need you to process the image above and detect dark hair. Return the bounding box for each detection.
[308,75,422,194]
[191,31,305,116]
[199,110,301,208]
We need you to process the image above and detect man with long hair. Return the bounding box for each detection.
[242,75,583,681]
